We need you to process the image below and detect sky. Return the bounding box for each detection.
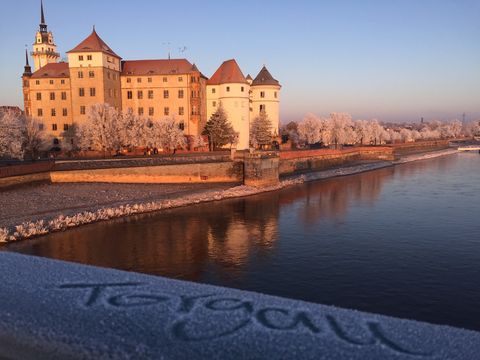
[0,0,479,124]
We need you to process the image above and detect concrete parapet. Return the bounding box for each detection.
[0,252,479,359]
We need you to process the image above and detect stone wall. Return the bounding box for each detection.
[389,140,450,156]
[243,153,279,187]
[279,147,395,175]
[0,172,51,189]
[50,162,243,184]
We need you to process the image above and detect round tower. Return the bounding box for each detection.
[250,66,281,137]
[206,59,250,150]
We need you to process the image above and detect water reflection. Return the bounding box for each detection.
[7,163,401,278]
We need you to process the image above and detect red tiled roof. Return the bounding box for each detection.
[31,62,69,78]
[68,29,120,58]
[121,59,197,76]
[251,66,280,86]
[207,59,248,85]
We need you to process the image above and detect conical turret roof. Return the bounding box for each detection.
[68,29,120,58]
[252,66,280,86]
[207,59,248,85]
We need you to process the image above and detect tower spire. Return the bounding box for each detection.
[40,0,47,32]
[23,49,32,77]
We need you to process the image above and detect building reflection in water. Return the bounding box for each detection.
[6,155,457,282]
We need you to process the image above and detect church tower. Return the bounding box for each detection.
[31,0,60,71]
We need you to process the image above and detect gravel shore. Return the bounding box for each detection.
[0,182,233,229]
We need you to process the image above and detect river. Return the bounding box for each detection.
[6,152,480,331]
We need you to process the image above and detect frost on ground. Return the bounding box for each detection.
[0,180,301,243]
[394,148,458,164]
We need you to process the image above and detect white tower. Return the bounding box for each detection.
[250,66,281,136]
[206,59,250,150]
[31,0,60,71]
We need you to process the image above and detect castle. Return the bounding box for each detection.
[22,2,281,150]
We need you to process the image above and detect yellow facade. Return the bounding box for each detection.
[22,5,279,149]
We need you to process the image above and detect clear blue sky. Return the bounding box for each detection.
[1,0,479,123]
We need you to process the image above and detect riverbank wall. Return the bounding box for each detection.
[0,140,451,190]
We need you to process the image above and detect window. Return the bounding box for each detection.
[192,105,198,115]
[61,79,65,84]
[90,87,96,97]
[178,89,184,98]
[53,138,59,145]
[108,89,113,97]
[113,73,117,80]
[62,108,67,116]
[260,104,265,112]
[178,76,183,82]
[179,107,184,115]
[274,91,277,98]
[61,92,67,100]
[137,78,142,83]
[149,107,154,116]
[87,55,92,60]
[138,107,144,116]
[148,77,152,83]
[191,90,194,98]
[50,92,55,100]
[212,101,216,107]
[36,92,42,101]
[163,90,169,99]
[164,107,169,116]
[127,91,133,99]
[137,91,143,99]
[241,86,244,92]
[63,123,69,131]
[51,108,56,116]
[226,86,230,92]
[89,71,95,78]
[23,80,28,87]
[79,88,85,97]
[52,123,57,131]
[163,77,168,82]
[35,80,40,85]
[37,108,43,117]
[78,55,84,61]
[114,89,118,98]
[212,88,216,94]
[49,80,54,85]
[148,90,154,99]
[80,106,86,115]
[126,78,131,83]
[260,91,265,98]
[190,76,195,83]
[39,123,44,130]
[78,71,83,78]
[179,122,185,131]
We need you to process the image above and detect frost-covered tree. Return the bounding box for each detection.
[0,108,24,159]
[202,104,237,150]
[250,110,272,148]
[298,113,322,145]
[152,118,186,153]
[330,112,354,148]
[192,135,206,150]
[77,103,127,153]
[23,117,49,159]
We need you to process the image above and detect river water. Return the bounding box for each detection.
[6,153,480,330]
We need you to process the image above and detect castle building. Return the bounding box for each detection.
[22,2,280,151]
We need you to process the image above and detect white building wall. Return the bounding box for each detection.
[250,85,281,136]
[207,83,250,150]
